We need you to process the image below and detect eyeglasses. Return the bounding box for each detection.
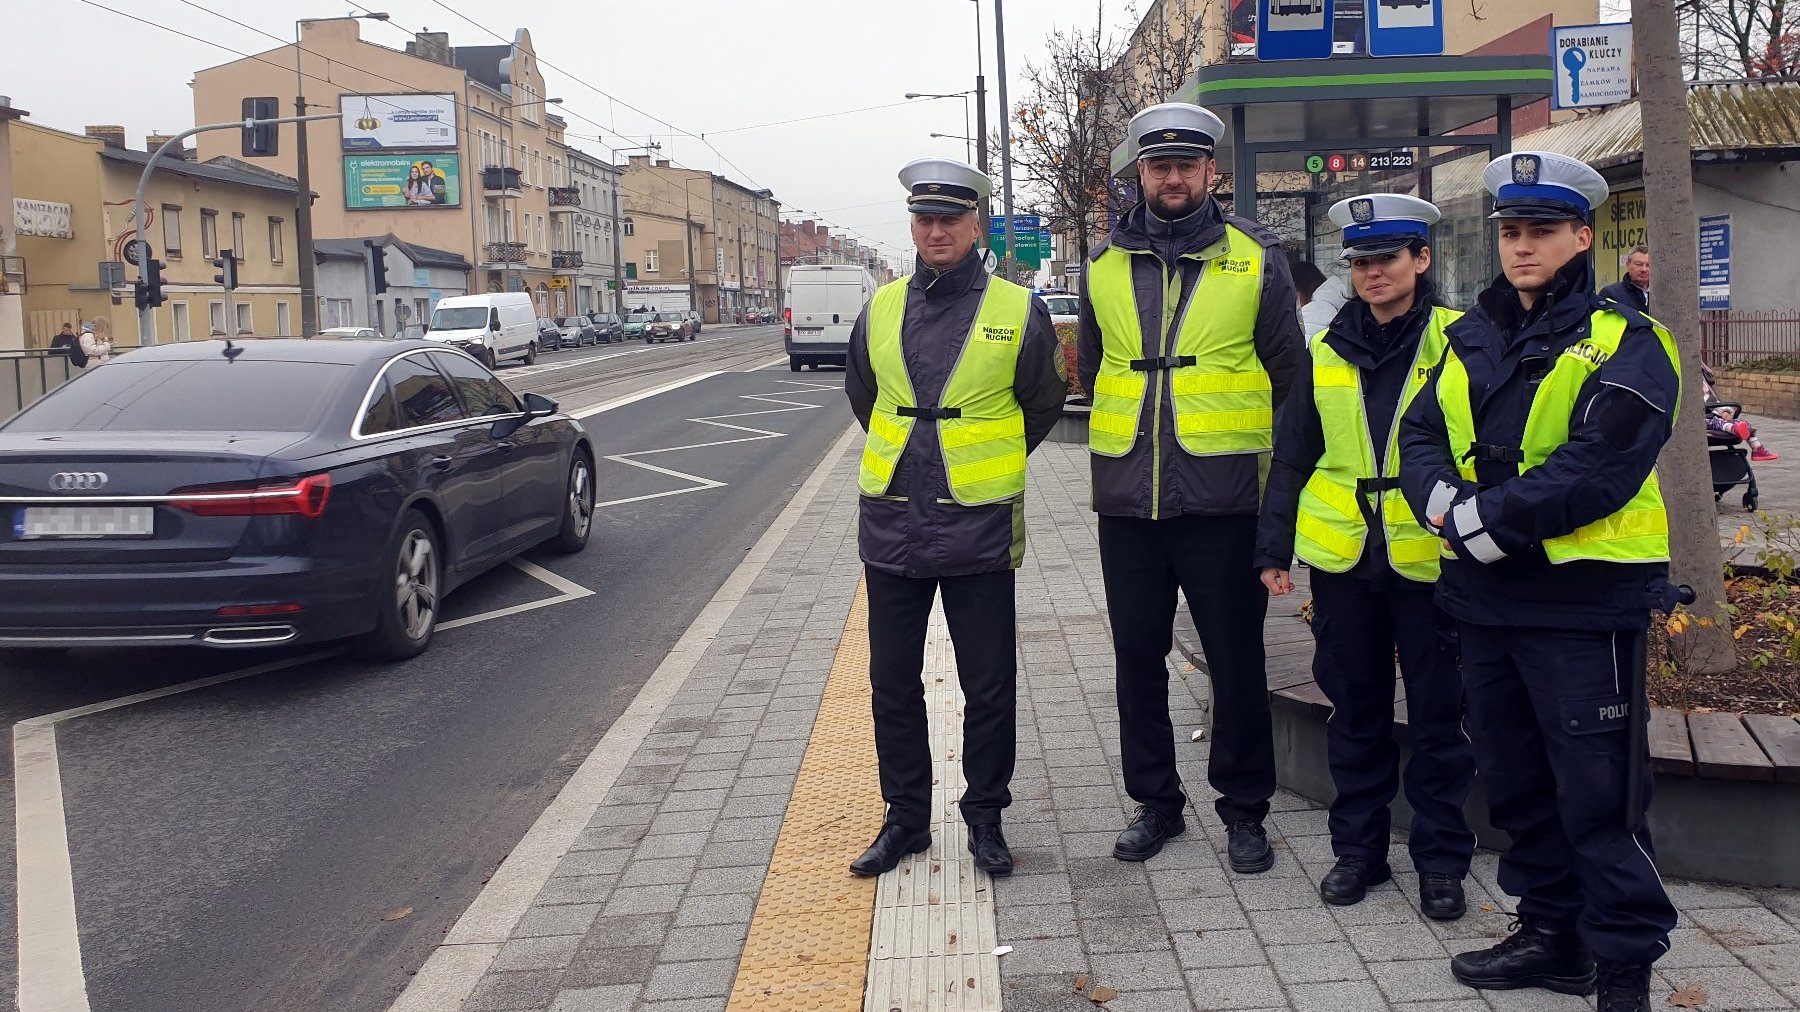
[1143,159,1206,180]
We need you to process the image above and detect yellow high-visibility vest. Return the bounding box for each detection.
[1294,306,1459,582]
[858,276,1032,506]
[1436,310,1680,564]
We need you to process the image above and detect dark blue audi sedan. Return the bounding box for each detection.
[0,339,594,660]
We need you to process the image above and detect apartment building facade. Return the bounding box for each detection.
[620,156,781,323]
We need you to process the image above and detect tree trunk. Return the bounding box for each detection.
[1637,0,1736,672]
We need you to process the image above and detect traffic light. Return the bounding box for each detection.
[134,258,168,310]
[214,250,239,291]
[242,97,279,157]
[369,243,389,295]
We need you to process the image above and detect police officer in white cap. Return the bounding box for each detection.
[1398,152,1680,1011]
[1078,103,1304,869]
[1255,193,1475,917]
[844,157,1064,878]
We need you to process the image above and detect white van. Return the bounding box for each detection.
[785,265,877,372]
[424,292,539,367]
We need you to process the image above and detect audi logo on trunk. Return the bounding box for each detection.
[49,471,109,491]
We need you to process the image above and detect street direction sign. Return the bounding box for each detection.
[1257,0,1335,61]
[1552,23,1634,109]
[1366,0,1445,57]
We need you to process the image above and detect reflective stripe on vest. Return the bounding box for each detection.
[1087,228,1269,458]
[1436,310,1681,565]
[1293,306,1458,582]
[858,275,1033,506]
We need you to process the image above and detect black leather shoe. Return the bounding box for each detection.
[1319,857,1391,905]
[1420,873,1467,921]
[849,823,931,877]
[1227,820,1275,874]
[968,824,1013,876]
[1113,807,1185,862]
[1450,916,1596,995]
[1596,963,1653,1012]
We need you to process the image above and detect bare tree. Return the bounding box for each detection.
[1638,0,1736,672]
[1675,0,1800,78]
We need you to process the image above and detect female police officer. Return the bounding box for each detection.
[1398,152,1680,1012]
[1255,194,1475,919]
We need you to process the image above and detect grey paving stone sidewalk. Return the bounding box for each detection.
[459,433,1800,1012]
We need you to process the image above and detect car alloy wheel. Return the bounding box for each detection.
[396,527,439,641]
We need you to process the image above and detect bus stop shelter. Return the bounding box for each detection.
[1112,55,1555,305]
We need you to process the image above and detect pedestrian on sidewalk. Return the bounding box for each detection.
[1599,245,1651,314]
[79,318,114,365]
[1077,102,1304,869]
[1398,152,1681,1012]
[1255,193,1475,919]
[843,157,1065,878]
[50,323,88,368]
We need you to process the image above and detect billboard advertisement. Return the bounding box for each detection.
[344,154,462,210]
[341,93,458,151]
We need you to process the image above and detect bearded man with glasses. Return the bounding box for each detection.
[1077,102,1304,869]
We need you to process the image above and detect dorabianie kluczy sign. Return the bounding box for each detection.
[1552,23,1634,109]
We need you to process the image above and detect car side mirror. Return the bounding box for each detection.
[521,391,558,418]
[490,321,501,332]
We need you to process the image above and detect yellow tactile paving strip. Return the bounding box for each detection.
[726,581,883,1011]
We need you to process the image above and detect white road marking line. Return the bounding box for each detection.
[11,558,595,1012]
[569,371,721,419]
[750,352,790,371]
[595,381,839,509]
[388,423,860,1012]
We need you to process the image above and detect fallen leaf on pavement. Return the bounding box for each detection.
[1073,973,1089,992]
[1478,903,1496,912]
[966,977,976,989]
[381,906,412,922]
[947,931,958,946]
[1669,982,1709,1008]
[1089,984,1119,1003]
[992,945,1013,956]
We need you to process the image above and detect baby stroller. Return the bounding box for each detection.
[1708,400,1761,511]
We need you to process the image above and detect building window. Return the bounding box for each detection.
[232,213,246,261]
[485,205,499,245]
[323,298,353,328]
[268,217,284,263]
[235,302,253,335]
[201,210,218,258]
[532,149,542,187]
[622,217,634,237]
[276,301,291,336]
[209,300,225,336]
[645,249,659,273]
[161,205,183,258]
[171,301,190,341]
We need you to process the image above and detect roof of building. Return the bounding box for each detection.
[314,234,470,271]
[452,45,510,92]
[97,147,299,193]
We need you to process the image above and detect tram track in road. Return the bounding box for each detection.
[501,326,791,409]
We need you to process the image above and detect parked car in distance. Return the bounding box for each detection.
[533,317,563,352]
[1037,292,1079,326]
[314,327,384,341]
[589,313,623,344]
[684,310,703,336]
[622,313,653,340]
[425,292,538,368]
[555,316,598,348]
[0,339,594,661]
[785,264,874,371]
[646,312,688,344]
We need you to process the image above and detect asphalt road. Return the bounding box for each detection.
[0,324,853,1012]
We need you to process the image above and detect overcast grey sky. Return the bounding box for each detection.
[13,0,1140,264]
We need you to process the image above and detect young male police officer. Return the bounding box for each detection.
[1398,152,1681,1012]
[1256,194,1475,918]
[844,158,1065,878]
[1078,103,1304,869]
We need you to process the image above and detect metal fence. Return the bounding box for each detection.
[1701,310,1800,368]
[2,350,78,419]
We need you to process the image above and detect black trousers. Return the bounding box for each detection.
[864,565,1017,830]
[1310,569,1475,874]
[1461,622,1678,965]
[1098,514,1276,826]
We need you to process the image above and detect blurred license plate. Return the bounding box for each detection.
[795,327,824,336]
[15,506,155,539]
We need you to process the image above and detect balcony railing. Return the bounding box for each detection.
[483,241,527,265]
[481,166,523,195]
[551,250,584,270]
[548,186,581,209]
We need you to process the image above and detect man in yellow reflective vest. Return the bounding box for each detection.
[1255,193,1475,918]
[1398,152,1680,1012]
[1078,103,1304,869]
[843,157,1064,878]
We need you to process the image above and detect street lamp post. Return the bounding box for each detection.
[973,0,991,252]
[993,0,1017,281]
[295,12,387,337]
[904,91,974,163]
[610,142,661,315]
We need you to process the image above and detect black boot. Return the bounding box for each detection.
[1227,820,1275,874]
[1113,807,1185,862]
[968,824,1013,876]
[1450,916,1596,995]
[1596,963,1653,1012]
[1319,857,1391,905]
[1419,873,1466,921]
[849,823,931,877]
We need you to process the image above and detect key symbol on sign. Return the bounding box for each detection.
[1563,46,1589,104]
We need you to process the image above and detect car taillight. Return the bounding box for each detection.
[784,307,792,324]
[172,473,332,518]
